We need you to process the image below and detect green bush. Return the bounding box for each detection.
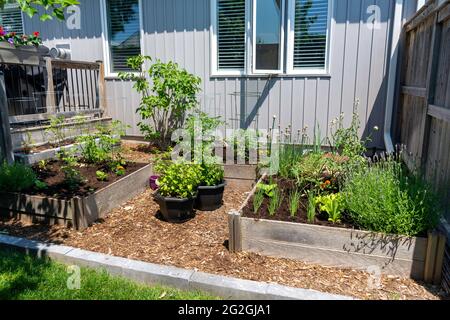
[158,162,202,199]
[77,121,126,165]
[342,157,441,236]
[119,56,202,150]
[200,163,224,186]
[0,162,36,192]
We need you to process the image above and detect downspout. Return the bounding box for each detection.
[384,0,404,153]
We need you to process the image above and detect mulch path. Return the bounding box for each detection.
[0,179,445,300]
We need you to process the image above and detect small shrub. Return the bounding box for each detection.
[158,162,202,199]
[200,163,224,186]
[268,187,283,216]
[253,188,264,214]
[0,162,36,192]
[342,157,441,236]
[315,193,345,224]
[288,189,301,217]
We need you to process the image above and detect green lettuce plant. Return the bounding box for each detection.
[315,193,345,224]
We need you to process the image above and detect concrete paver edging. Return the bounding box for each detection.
[0,234,353,300]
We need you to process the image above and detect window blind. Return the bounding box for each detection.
[0,4,24,34]
[217,0,246,70]
[106,0,141,72]
[293,0,328,69]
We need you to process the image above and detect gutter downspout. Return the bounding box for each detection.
[384,0,404,153]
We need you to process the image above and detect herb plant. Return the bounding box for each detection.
[0,162,36,192]
[200,163,224,186]
[342,156,441,236]
[288,189,300,217]
[46,115,66,147]
[268,188,283,216]
[306,190,316,223]
[157,162,202,199]
[253,188,264,214]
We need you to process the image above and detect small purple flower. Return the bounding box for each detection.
[7,38,14,45]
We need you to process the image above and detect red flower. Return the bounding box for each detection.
[0,26,4,36]
[10,32,16,36]
[33,31,40,37]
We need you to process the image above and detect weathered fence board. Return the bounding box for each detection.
[399,0,450,221]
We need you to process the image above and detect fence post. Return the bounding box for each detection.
[96,61,107,116]
[420,13,442,170]
[44,57,56,114]
[0,70,14,164]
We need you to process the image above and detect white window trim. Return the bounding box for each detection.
[100,0,144,78]
[210,0,332,77]
[251,0,285,75]
[210,0,248,77]
[286,0,333,75]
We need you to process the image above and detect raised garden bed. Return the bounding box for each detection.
[0,162,153,230]
[228,178,447,282]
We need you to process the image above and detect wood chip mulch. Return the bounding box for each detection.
[0,179,445,300]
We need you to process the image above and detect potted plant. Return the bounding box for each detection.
[0,28,43,65]
[153,162,202,222]
[195,163,226,211]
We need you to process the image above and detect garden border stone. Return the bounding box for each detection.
[228,177,446,282]
[0,234,353,300]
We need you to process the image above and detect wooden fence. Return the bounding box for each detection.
[398,0,450,220]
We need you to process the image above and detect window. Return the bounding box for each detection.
[290,0,330,72]
[0,3,24,34]
[253,0,284,73]
[212,0,247,75]
[211,0,331,76]
[101,0,142,74]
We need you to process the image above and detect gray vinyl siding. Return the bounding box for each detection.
[22,0,419,148]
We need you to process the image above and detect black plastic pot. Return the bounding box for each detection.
[195,182,226,211]
[153,192,196,222]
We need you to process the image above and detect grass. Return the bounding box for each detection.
[0,249,217,300]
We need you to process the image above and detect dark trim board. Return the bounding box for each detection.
[0,163,153,230]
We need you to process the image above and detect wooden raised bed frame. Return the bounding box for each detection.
[228,182,447,283]
[0,163,153,230]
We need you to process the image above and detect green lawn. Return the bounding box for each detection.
[0,248,217,300]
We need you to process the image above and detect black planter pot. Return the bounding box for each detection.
[153,192,196,222]
[195,182,226,211]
